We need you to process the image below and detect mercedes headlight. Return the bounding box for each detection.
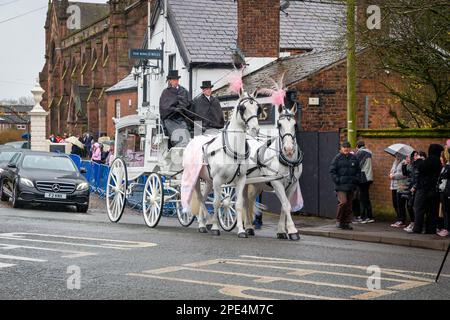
[19,177,34,188]
[76,182,89,191]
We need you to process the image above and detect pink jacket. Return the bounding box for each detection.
[91,143,102,161]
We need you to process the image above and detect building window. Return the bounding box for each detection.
[115,100,121,119]
[102,45,109,67]
[169,54,176,71]
[91,49,98,71]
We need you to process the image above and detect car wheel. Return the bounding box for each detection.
[77,205,89,213]
[0,179,9,202]
[11,182,22,209]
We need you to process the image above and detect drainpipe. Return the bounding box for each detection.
[188,64,193,100]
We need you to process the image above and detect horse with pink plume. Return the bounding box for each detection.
[181,70,262,238]
[244,73,304,240]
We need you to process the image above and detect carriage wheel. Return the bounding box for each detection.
[142,173,164,228]
[218,186,237,232]
[106,158,128,223]
[176,198,195,227]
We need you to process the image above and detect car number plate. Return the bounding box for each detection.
[44,193,67,199]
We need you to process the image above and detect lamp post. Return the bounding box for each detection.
[346,0,357,147]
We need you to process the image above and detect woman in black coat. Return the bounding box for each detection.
[412,144,444,234]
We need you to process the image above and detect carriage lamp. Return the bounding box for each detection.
[76,182,89,191]
[139,124,147,136]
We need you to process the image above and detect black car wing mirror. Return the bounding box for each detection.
[7,163,16,169]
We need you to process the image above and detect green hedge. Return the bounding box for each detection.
[354,128,450,138]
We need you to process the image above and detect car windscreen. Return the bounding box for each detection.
[0,151,18,162]
[21,155,77,172]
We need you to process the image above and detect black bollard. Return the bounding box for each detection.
[435,243,450,283]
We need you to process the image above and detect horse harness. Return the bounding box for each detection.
[247,113,304,191]
[202,96,261,185]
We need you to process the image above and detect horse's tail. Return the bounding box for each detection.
[188,183,201,217]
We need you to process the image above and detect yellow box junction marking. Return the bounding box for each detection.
[128,255,447,300]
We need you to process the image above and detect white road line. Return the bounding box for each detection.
[0,262,16,269]
[0,233,157,250]
[0,243,96,259]
[0,254,46,262]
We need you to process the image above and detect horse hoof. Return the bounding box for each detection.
[246,229,255,236]
[238,232,248,239]
[289,233,301,241]
[211,229,220,236]
[206,224,212,231]
[277,233,288,240]
[198,227,208,234]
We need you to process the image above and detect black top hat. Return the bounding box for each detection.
[200,80,214,89]
[167,69,181,80]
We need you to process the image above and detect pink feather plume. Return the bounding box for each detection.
[271,89,286,106]
[228,71,243,94]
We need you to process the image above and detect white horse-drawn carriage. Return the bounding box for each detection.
[106,78,304,240]
[106,104,238,230]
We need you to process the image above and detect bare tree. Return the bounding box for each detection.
[356,0,450,128]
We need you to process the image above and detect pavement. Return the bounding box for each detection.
[296,219,450,252]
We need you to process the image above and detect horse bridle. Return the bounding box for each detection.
[277,113,297,145]
[236,96,262,127]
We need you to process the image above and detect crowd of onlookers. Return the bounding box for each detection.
[48,132,115,166]
[330,139,450,238]
[389,141,450,237]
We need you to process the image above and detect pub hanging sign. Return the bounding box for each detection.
[222,103,275,125]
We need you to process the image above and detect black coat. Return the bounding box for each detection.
[438,163,450,196]
[330,152,361,192]
[414,144,444,192]
[159,85,190,121]
[191,94,225,130]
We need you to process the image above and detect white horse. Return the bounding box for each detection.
[244,103,303,241]
[184,87,261,238]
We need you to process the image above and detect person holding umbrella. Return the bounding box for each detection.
[385,144,414,228]
[67,136,84,157]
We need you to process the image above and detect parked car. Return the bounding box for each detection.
[0,149,22,174]
[1,141,30,149]
[0,151,90,212]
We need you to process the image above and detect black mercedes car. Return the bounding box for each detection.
[0,151,90,212]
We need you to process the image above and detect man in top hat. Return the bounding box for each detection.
[191,80,225,133]
[159,70,191,147]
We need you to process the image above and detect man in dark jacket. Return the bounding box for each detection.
[412,144,444,234]
[159,70,191,147]
[330,141,361,230]
[82,133,94,158]
[191,81,225,133]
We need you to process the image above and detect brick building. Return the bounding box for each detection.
[39,0,148,138]
[105,73,138,138]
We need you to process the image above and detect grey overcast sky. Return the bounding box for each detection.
[0,0,107,100]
